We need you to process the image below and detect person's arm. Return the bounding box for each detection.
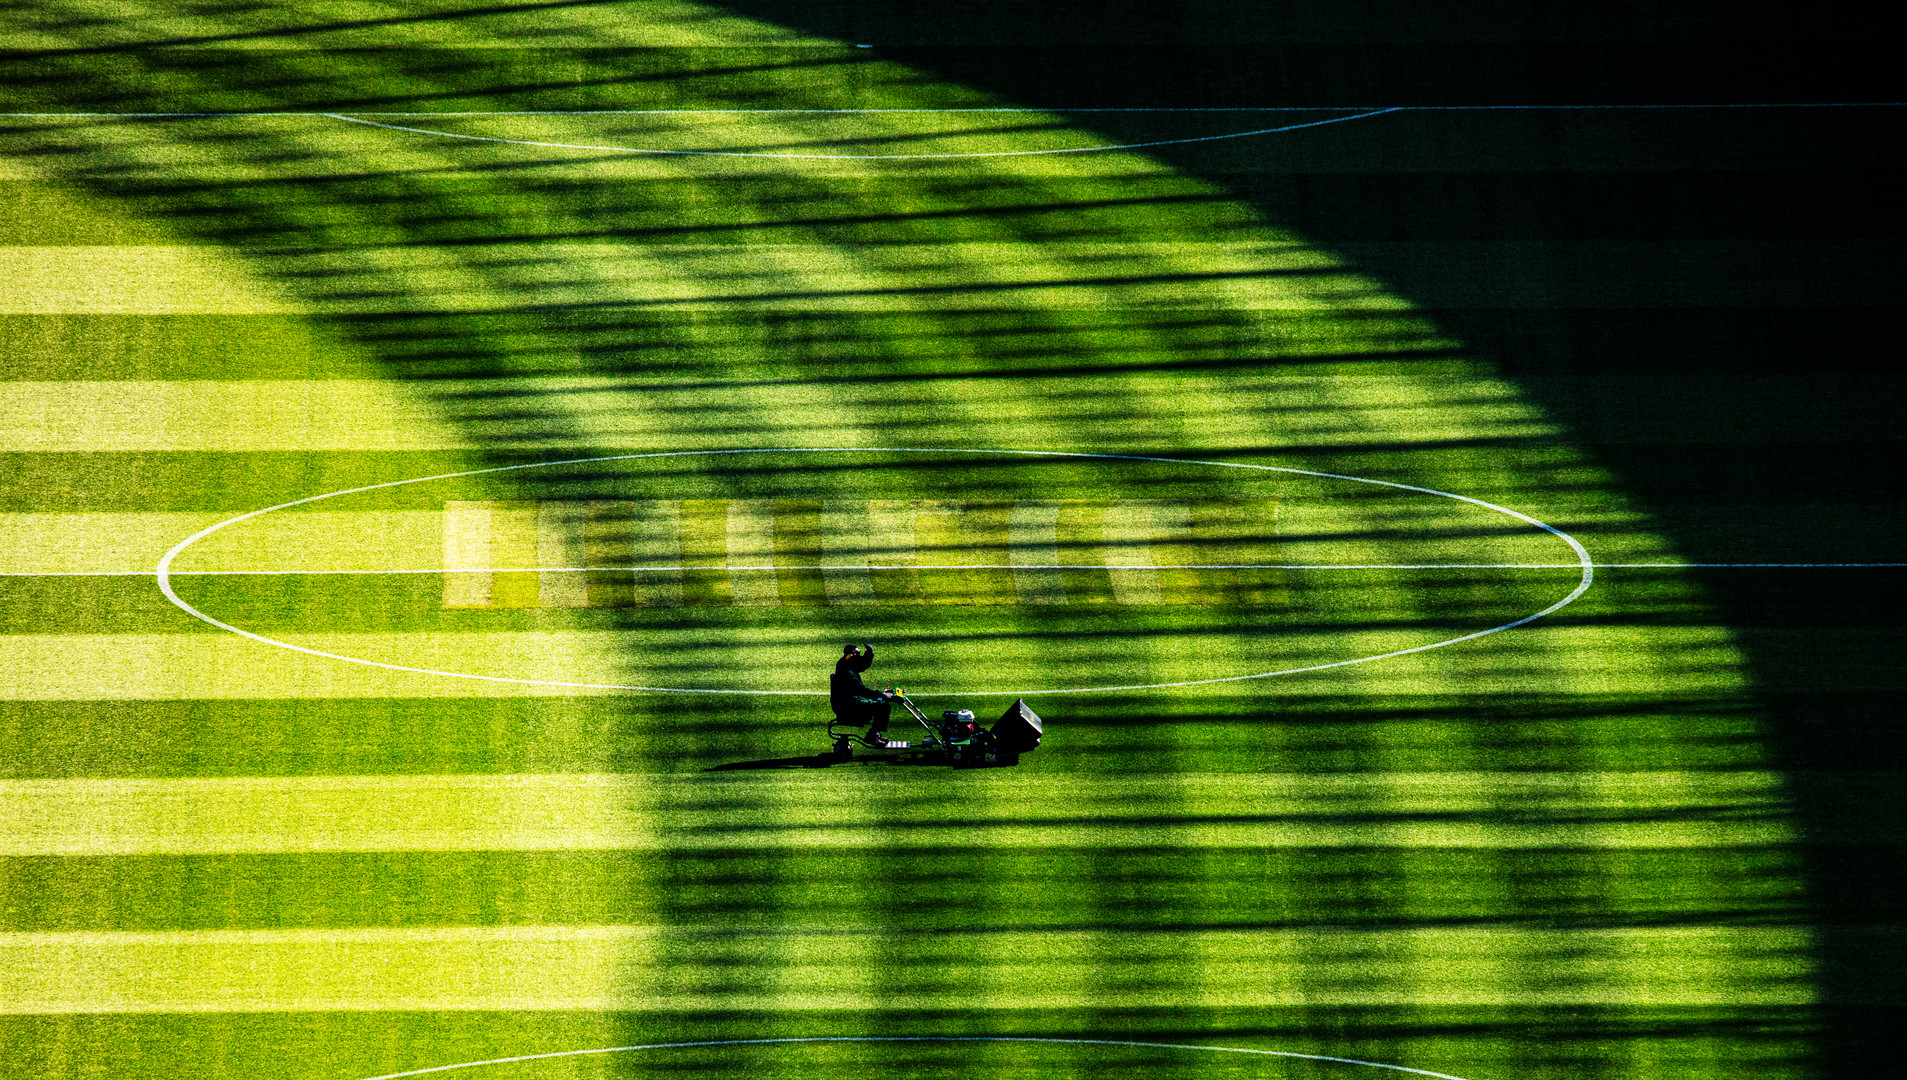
[840,668,887,707]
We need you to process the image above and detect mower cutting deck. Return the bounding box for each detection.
[830,695,1043,767]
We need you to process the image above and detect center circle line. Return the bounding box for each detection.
[319,108,1399,160]
[154,447,1594,697]
[350,1035,1477,1080]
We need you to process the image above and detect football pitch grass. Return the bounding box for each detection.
[2,4,1900,1079]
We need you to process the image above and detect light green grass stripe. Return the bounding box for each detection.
[0,772,1794,856]
[7,499,1283,610]
[0,923,1813,1013]
[0,381,468,451]
[2,240,1867,315]
[0,1,836,53]
[0,310,1458,383]
[0,846,1809,934]
[0,631,631,700]
[0,693,1782,779]
[161,372,1553,454]
[0,622,1760,699]
[0,511,445,575]
[1,240,1384,315]
[0,248,306,314]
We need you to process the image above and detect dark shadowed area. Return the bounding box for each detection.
[0,3,1899,1079]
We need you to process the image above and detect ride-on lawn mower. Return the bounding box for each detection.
[830,693,1043,766]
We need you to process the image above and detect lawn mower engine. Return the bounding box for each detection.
[831,696,1042,766]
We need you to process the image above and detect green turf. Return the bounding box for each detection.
[0,843,1810,933]
[1,691,1776,780]
[3,3,1895,1079]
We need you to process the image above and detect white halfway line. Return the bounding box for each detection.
[6,562,1900,578]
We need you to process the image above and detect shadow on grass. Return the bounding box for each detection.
[1,3,1898,1076]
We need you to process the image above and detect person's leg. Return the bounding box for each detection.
[865,701,892,740]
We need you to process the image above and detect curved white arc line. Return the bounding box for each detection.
[154,450,848,695]
[351,1036,1476,1080]
[970,459,1593,694]
[10,102,1907,118]
[157,447,1593,696]
[852,448,1594,695]
[148,568,1578,576]
[320,109,1399,160]
[371,108,1382,116]
[23,563,1901,577]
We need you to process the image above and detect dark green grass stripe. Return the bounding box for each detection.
[0,443,1617,512]
[0,175,1270,247]
[0,693,1779,779]
[0,698,641,779]
[0,315,364,381]
[0,309,1444,381]
[1,574,1591,635]
[17,171,1875,248]
[0,847,1808,933]
[0,448,1269,513]
[0,46,986,110]
[0,453,489,512]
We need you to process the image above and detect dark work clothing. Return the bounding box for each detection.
[832,650,890,733]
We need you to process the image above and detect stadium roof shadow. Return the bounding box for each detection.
[698,1,1906,1072]
[1,1,1898,1075]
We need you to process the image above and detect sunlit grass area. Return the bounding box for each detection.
[3,3,1882,1080]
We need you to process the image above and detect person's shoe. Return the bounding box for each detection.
[865,731,889,747]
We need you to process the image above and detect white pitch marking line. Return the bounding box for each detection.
[10,562,1899,578]
[10,102,1899,161]
[6,103,1903,117]
[350,1036,1478,1080]
[318,108,1400,160]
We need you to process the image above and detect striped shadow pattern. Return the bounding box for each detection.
[439,499,1284,608]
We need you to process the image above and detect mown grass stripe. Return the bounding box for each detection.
[0,314,360,382]
[0,569,1587,647]
[0,248,305,315]
[677,500,732,607]
[4,239,1400,315]
[3,502,1281,585]
[0,771,1798,856]
[771,500,827,606]
[0,924,1814,1013]
[0,620,1783,700]
[0,846,1810,934]
[0,692,1784,779]
[0,631,634,700]
[534,502,588,609]
[0,309,1439,383]
[818,502,880,605]
[439,503,492,609]
[0,381,468,453]
[724,500,780,607]
[0,610,1777,702]
[0,452,494,514]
